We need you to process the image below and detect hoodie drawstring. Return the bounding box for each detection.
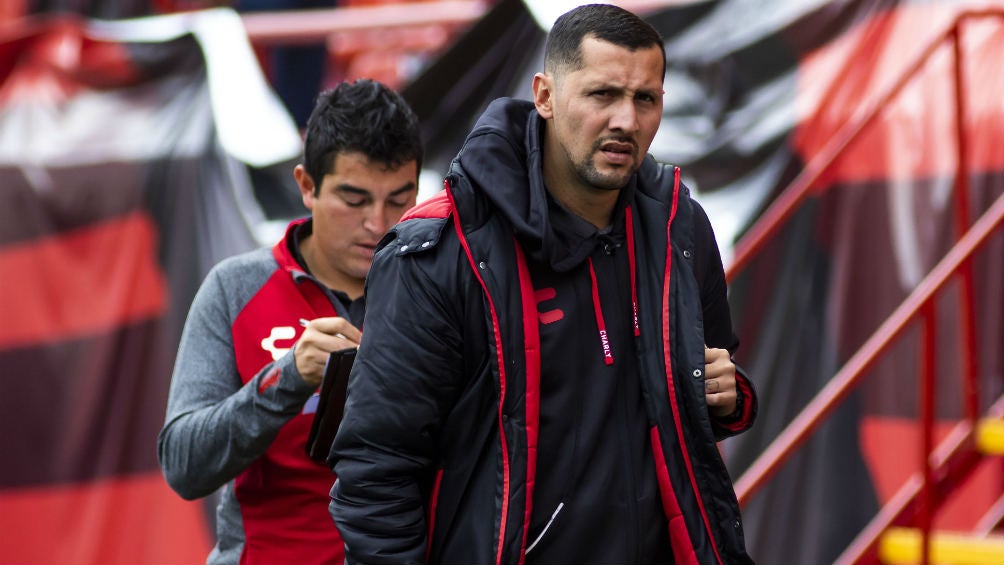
[586,205,640,367]
[587,257,614,366]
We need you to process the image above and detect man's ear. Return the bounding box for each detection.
[532,72,555,119]
[294,164,315,210]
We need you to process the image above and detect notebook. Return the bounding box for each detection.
[305,347,356,463]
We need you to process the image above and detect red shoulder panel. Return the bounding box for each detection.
[402,187,452,221]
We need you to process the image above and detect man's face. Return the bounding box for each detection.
[296,151,417,294]
[534,36,664,193]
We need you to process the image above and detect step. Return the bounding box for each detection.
[879,527,1004,565]
[976,418,1004,455]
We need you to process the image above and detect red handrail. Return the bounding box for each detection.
[730,17,1004,557]
[725,9,1004,284]
[238,0,682,45]
[975,493,1004,536]
[734,190,1004,506]
[241,1,490,45]
[951,21,981,427]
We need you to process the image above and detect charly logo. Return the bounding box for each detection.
[599,329,612,359]
[261,326,297,361]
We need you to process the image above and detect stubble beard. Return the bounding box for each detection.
[574,140,638,191]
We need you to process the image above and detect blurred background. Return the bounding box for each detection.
[2,0,1004,563]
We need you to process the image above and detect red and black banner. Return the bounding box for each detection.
[0,9,300,564]
[3,1,1004,563]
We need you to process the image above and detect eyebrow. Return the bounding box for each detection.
[586,83,661,96]
[335,182,417,198]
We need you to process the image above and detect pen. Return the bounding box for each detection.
[299,318,349,341]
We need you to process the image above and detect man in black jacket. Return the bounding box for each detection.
[329,5,757,564]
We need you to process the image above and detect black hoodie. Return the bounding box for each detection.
[523,197,676,563]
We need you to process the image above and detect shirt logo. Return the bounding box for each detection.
[261,325,296,361]
[598,329,612,361]
[535,287,564,325]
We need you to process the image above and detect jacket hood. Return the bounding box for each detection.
[453,97,631,272]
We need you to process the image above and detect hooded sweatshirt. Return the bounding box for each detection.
[522,189,673,564]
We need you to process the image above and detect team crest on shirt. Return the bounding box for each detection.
[261,325,297,361]
[535,287,564,324]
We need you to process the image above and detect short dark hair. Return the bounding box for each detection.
[302,79,423,193]
[544,4,665,78]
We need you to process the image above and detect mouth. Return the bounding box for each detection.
[598,139,636,165]
[356,242,378,257]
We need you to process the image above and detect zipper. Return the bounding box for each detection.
[446,184,512,565]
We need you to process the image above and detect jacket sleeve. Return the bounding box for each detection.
[690,198,758,438]
[711,364,758,439]
[157,263,316,500]
[329,236,464,565]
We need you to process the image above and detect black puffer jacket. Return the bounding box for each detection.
[329,98,757,565]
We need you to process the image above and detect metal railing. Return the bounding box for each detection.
[726,9,1004,565]
[241,0,490,45]
[238,0,680,44]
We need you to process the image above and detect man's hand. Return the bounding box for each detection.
[704,346,737,417]
[294,317,362,387]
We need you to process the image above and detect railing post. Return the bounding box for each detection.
[952,18,980,426]
[920,300,937,565]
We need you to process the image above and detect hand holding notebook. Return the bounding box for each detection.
[306,347,356,462]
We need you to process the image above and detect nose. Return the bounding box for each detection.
[362,204,390,236]
[608,96,639,133]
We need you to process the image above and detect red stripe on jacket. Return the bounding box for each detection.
[445,186,512,565]
[658,167,726,565]
[514,242,541,564]
[426,468,444,562]
[650,427,699,565]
